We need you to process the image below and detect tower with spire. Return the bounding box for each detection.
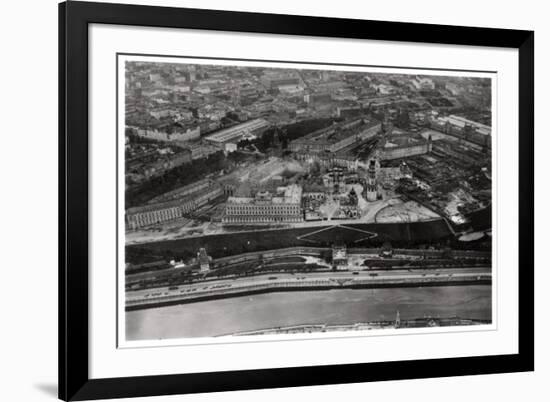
[365,159,378,202]
[272,128,282,156]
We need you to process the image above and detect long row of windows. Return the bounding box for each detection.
[222,215,303,223]
[381,144,429,160]
[127,187,223,229]
[226,204,300,215]
[127,203,195,229]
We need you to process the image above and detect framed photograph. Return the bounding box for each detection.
[59,1,534,400]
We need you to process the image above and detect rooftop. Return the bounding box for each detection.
[127,184,220,215]
[438,115,491,136]
[291,118,379,145]
[204,118,270,143]
[227,184,302,205]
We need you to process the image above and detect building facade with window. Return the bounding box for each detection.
[222,185,303,225]
[126,183,223,230]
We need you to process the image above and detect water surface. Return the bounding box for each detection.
[126,285,491,340]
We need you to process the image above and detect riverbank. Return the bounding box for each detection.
[125,285,492,340]
[126,268,491,311]
[229,317,490,336]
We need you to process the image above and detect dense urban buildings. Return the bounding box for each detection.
[124,62,492,233]
[123,60,493,339]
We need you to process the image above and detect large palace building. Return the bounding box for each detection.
[223,185,303,225]
[430,114,491,149]
[289,117,381,154]
[377,133,432,160]
[126,180,223,230]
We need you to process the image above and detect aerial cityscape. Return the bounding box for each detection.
[123,59,492,340]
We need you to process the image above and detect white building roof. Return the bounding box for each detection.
[205,119,270,144]
[438,115,491,136]
[227,185,302,205]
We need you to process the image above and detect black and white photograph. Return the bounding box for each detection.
[0,0,541,400]
[121,57,494,342]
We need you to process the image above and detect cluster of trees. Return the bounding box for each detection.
[126,246,167,264]
[393,109,411,129]
[204,262,328,280]
[283,118,337,142]
[226,150,258,164]
[238,130,275,153]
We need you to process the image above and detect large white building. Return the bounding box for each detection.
[223,185,303,225]
[410,77,435,90]
[430,115,491,149]
[435,115,491,137]
[204,118,270,148]
[135,126,200,142]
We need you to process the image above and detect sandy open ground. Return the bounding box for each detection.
[375,200,441,223]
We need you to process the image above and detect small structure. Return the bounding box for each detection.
[395,310,401,328]
[399,161,412,178]
[169,260,186,269]
[380,241,393,258]
[332,244,348,266]
[347,187,358,206]
[197,248,211,272]
[224,142,237,153]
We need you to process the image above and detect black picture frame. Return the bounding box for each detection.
[59,1,534,400]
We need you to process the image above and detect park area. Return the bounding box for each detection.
[126,219,454,265]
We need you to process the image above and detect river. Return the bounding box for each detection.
[125,285,491,340]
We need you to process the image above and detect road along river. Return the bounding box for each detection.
[126,267,491,310]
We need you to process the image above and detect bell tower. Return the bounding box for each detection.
[365,159,378,202]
